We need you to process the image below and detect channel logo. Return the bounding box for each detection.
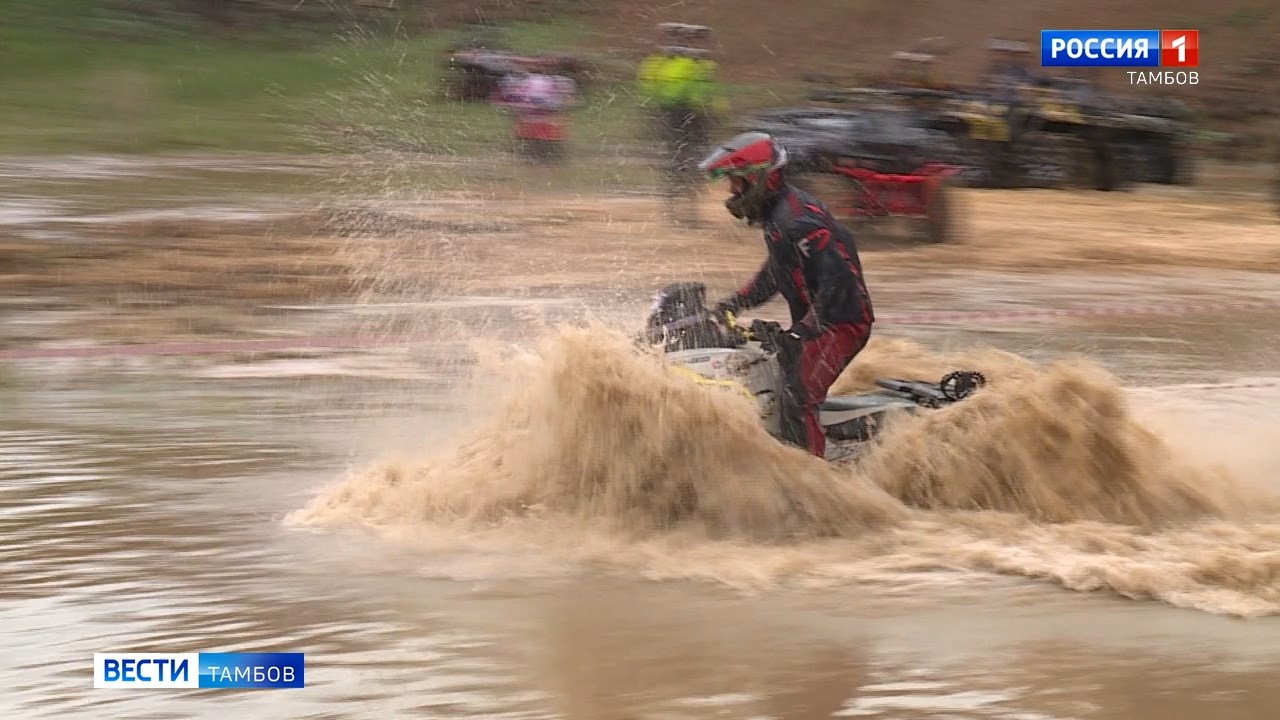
[1041,30,1199,67]
[1160,30,1199,67]
[93,652,305,689]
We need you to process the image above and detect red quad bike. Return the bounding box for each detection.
[742,106,966,243]
[818,158,961,244]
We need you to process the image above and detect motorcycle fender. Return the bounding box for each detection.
[821,403,917,441]
[818,404,890,426]
[824,415,880,442]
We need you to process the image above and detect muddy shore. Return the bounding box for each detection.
[0,154,1276,351]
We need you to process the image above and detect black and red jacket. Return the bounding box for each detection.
[724,186,874,338]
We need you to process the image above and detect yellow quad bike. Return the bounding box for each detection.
[640,282,987,462]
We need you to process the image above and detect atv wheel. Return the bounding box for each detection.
[1066,133,1122,191]
[1151,138,1194,185]
[1018,131,1073,188]
[956,144,994,188]
[1066,138,1092,188]
[1092,137,1123,191]
[1112,142,1143,186]
[965,139,1005,188]
[1172,145,1197,185]
[916,178,956,243]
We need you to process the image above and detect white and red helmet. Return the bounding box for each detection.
[698,132,790,221]
[699,131,788,183]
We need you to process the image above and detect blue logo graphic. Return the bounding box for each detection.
[95,652,305,689]
[1041,30,1161,67]
[198,653,305,689]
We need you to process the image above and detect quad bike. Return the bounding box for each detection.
[442,45,590,102]
[1104,96,1197,187]
[793,156,961,244]
[921,87,1124,191]
[641,282,987,462]
[797,77,1119,191]
[741,105,964,242]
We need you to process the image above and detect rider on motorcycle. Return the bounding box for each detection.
[699,131,875,458]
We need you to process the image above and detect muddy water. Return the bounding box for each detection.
[4,156,1280,717]
[0,155,330,237]
[3,280,1280,719]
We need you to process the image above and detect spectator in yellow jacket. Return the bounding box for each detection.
[636,46,724,226]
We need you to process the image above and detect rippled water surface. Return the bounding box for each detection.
[4,285,1280,719]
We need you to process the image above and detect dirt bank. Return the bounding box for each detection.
[587,0,1280,149]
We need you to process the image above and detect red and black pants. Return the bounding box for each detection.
[778,322,873,458]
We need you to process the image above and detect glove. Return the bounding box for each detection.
[748,319,784,347]
[711,299,737,326]
[749,320,802,355]
[749,318,781,336]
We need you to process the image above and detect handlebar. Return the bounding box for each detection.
[721,310,792,351]
[639,306,788,352]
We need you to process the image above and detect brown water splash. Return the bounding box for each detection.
[291,324,908,541]
[289,324,1280,616]
[856,355,1247,527]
